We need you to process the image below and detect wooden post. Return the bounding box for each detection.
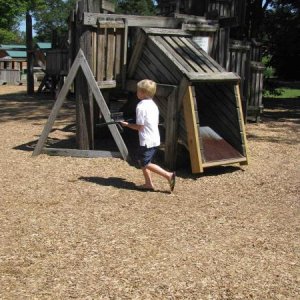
[182,85,203,173]
[26,12,34,95]
[75,0,99,150]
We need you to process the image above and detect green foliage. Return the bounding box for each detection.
[0,0,26,29]
[262,55,275,79]
[32,0,77,41]
[264,1,300,79]
[0,0,45,43]
[116,0,156,15]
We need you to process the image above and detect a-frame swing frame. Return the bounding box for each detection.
[32,49,128,160]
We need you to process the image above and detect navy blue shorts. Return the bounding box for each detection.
[137,146,157,168]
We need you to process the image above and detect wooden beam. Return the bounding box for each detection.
[96,19,124,28]
[187,72,240,82]
[182,85,203,173]
[143,28,192,37]
[181,23,218,32]
[101,0,115,13]
[125,80,176,98]
[26,12,34,95]
[127,30,147,78]
[202,157,247,168]
[41,148,122,158]
[79,51,128,160]
[32,50,83,156]
[234,84,249,165]
[84,12,184,28]
[33,49,129,161]
[97,80,117,89]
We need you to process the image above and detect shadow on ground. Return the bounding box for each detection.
[262,97,300,121]
[79,176,170,194]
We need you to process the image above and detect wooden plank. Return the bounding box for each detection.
[143,46,179,84]
[203,157,247,168]
[158,36,194,73]
[106,28,115,80]
[97,80,116,88]
[125,80,176,98]
[96,27,106,81]
[182,85,203,173]
[101,0,115,12]
[143,28,192,36]
[146,39,182,83]
[234,84,249,164]
[154,95,168,119]
[79,52,128,160]
[32,50,83,156]
[178,37,214,73]
[84,12,183,28]
[166,36,200,72]
[165,87,179,169]
[177,76,190,111]
[121,19,128,88]
[114,27,122,82]
[196,83,245,153]
[197,83,242,143]
[96,20,124,28]
[173,13,209,23]
[92,31,97,75]
[188,72,240,82]
[41,148,122,158]
[127,29,147,78]
[199,126,244,163]
[139,53,172,84]
[26,12,34,94]
[184,37,224,72]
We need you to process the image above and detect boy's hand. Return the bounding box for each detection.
[119,121,128,127]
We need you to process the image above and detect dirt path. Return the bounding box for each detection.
[0,86,299,299]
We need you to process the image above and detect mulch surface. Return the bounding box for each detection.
[0,86,299,299]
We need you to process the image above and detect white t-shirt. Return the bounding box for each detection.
[136,99,160,148]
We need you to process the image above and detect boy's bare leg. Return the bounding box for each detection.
[146,163,173,182]
[141,167,154,189]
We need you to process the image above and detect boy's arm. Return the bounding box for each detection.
[120,121,143,131]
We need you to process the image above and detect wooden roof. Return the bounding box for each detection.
[135,28,239,84]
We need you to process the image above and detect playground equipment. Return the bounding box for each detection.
[33,0,267,173]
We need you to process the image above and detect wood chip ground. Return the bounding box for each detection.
[0,86,299,299]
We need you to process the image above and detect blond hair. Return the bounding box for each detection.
[137,79,157,98]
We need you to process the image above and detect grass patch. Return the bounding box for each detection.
[264,88,300,99]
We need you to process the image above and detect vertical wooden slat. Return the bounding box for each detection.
[182,85,203,173]
[234,84,249,165]
[114,27,122,83]
[106,28,116,80]
[92,30,97,74]
[121,19,128,88]
[97,27,106,81]
[26,12,34,95]
[165,87,179,169]
[127,29,147,78]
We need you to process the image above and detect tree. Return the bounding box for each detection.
[0,0,27,43]
[32,0,77,42]
[264,1,300,79]
[116,0,156,15]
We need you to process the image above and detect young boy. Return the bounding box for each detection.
[120,79,176,192]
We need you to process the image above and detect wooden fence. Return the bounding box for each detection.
[0,69,21,85]
[248,61,265,121]
[226,40,251,104]
[46,49,69,76]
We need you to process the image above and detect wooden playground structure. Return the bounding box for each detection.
[32,0,266,173]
